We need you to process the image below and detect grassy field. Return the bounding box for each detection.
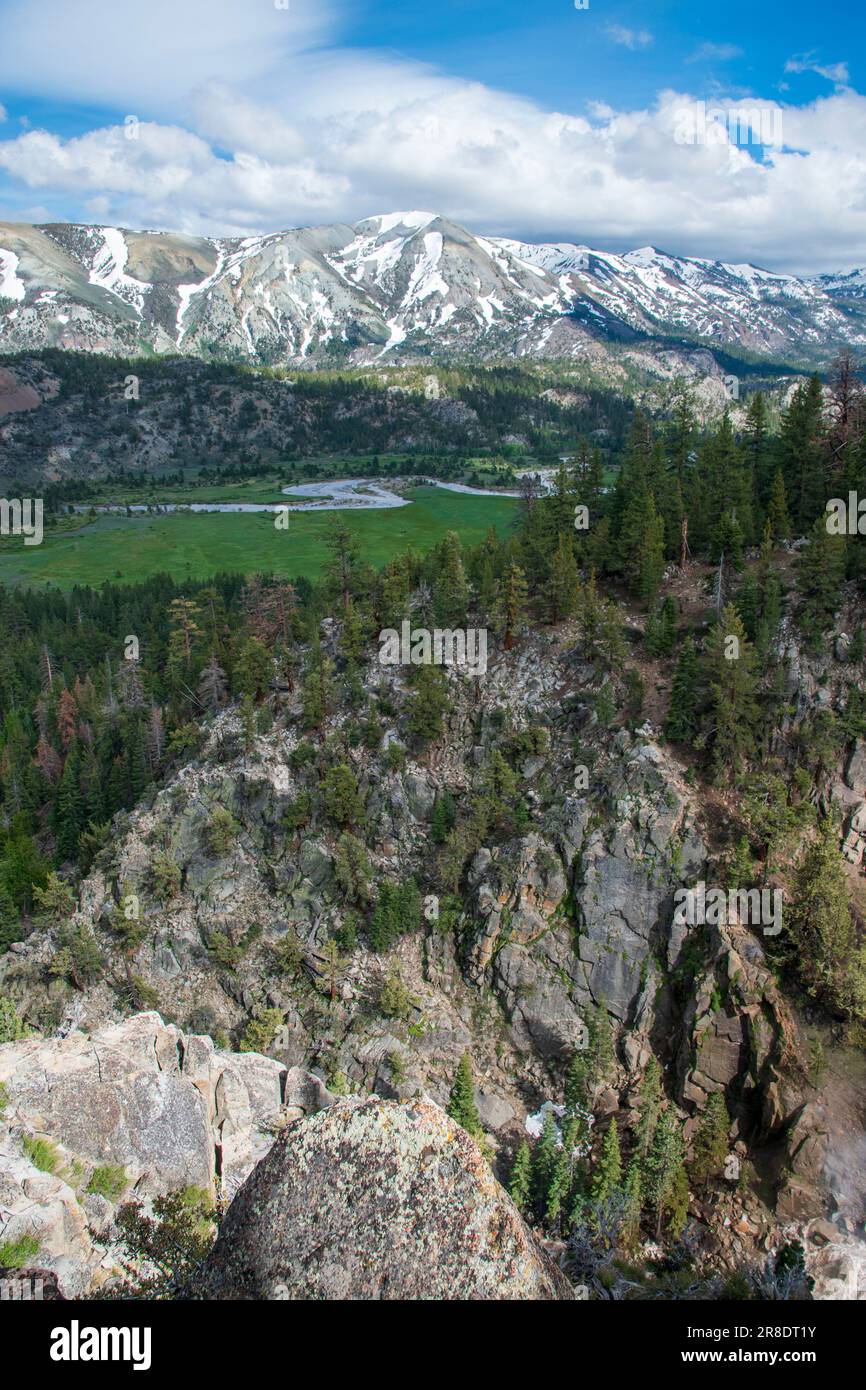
[0,486,517,590]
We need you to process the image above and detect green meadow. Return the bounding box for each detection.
[0,486,517,591]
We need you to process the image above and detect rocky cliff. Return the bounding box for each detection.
[2,620,864,1297]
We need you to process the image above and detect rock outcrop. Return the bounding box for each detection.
[200,1097,573,1300]
[0,1013,334,1295]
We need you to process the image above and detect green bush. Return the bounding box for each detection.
[0,1234,41,1269]
[87,1164,129,1200]
[379,969,414,1021]
[22,1136,61,1174]
[205,807,238,856]
[239,1007,284,1054]
[0,991,30,1043]
[150,850,182,902]
[271,928,302,976]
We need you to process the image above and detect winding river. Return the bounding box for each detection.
[72,470,558,518]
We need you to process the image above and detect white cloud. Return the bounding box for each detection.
[0,3,865,275]
[606,25,653,51]
[687,43,743,64]
[0,0,335,111]
[785,55,850,86]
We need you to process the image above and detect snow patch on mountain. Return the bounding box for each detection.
[87,228,150,315]
[0,249,26,303]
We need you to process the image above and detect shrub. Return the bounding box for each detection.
[22,1135,61,1174]
[112,1187,216,1299]
[87,1164,129,1200]
[150,850,181,902]
[205,807,238,856]
[0,1234,41,1269]
[239,1007,284,1054]
[379,969,414,1021]
[282,792,312,833]
[0,991,30,1043]
[271,928,302,976]
[385,742,406,772]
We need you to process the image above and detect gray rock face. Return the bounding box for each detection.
[466,738,706,1056]
[0,1012,285,1197]
[0,1013,333,1295]
[200,1097,573,1301]
[844,740,866,793]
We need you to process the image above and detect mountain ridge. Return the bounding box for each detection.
[2,210,865,372]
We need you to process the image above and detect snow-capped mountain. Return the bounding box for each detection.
[1,211,864,369]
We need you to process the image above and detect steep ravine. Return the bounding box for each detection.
[2,625,865,1296]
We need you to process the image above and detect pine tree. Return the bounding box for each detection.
[664,636,699,742]
[777,375,825,533]
[565,1049,589,1112]
[33,870,75,923]
[509,1140,532,1214]
[447,1052,482,1137]
[644,1106,686,1240]
[301,637,333,732]
[621,1155,643,1249]
[766,469,792,541]
[546,1143,573,1229]
[322,763,364,829]
[433,531,469,625]
[546,533,580,623]
[690,1090,730,1187]
[54,743,85,862]
[591,1119,623,1206]
[797,516,845,651]
[587,1002,616,1091]
[634,1056,664,1159]
[495,561,528,650]
[325,517,361,611]
[0,882,21,953]
[744,390,771,513]
[665,1161,690,1241]
[198,656,228,714]
[531,1110,560,1217]
[167,598,202,676]
[407,665,448,748]
[704,605,758,781]
[789,818,866,1021]
[638,494,666,604]
[231,635,272,699]
[339,599,366,665]
[431,790,456,843]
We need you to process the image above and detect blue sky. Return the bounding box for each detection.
[342,0,860,112]
[0,0,863,272]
